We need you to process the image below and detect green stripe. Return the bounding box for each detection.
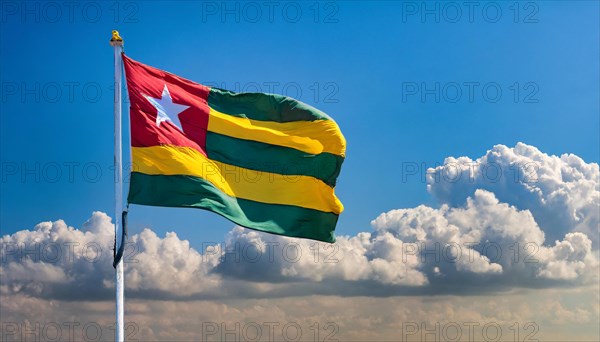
[128,172,338,243]
[208,88,331,122]
[205,131,343,187]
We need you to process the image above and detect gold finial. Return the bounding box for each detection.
[110,30,124,46]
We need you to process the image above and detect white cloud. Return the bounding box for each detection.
[1,143,597,301]
[371,189,598,287]
[214,227,428,287]
[537,232,598,281]
[0,213,114,300]
[427,142,599,246]
[124,228,222,296]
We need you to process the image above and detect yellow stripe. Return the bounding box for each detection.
[132,145,344,214]
[207,108,346,156]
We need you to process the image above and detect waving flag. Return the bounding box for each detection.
[122,54,345,242]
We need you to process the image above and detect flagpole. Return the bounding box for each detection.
[110,31,125,342]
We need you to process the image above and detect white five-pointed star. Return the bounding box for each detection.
[144,85,190,131]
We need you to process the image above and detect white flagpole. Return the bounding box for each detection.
[110,31,125,342]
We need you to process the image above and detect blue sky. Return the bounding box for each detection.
[1,1,598,249]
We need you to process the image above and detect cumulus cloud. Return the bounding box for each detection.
[370,189,598,290]
[123,228,222,297]
[0,212,114,300]
[426,142,599,246]
[214,226,427,287]
[1,143,598,301]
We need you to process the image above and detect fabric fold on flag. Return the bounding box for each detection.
[122,54,345,243]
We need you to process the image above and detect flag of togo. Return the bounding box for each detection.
[122,54,345,243]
